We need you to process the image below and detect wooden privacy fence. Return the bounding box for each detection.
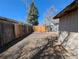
[0,22,33,47]
[0,22,15,46]
[33,26,46,32]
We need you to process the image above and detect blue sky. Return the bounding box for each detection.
[0,0,74,25]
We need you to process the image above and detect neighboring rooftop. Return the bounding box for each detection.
[53,0,78,19]
[0,16,18,23]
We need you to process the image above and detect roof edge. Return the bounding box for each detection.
[53,0,78,19]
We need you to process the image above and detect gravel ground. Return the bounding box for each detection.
[0,32,58,59]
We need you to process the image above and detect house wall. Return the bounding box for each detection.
[58,9,78,59]
[59,10,78,32]
[58,31,78,59]
[46,19,59,32]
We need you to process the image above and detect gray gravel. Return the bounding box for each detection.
[0,32,58,59]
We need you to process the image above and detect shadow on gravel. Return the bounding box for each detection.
[0,32,33,53]
[31,36,66,59]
